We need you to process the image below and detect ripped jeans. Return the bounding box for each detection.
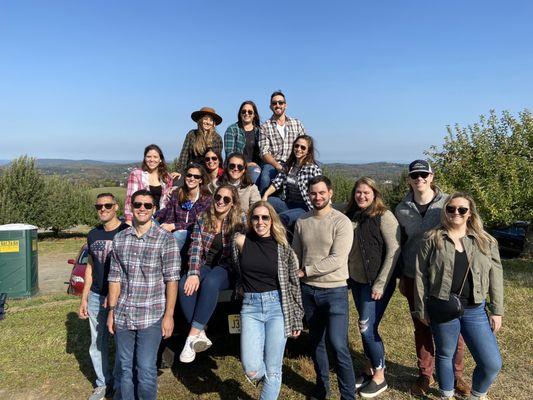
[240,290,287,400]
[349,278,396,370]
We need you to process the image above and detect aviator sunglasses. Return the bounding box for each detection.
[294,143,307,151]
[252,214,271,222]
[409,172,430,180]
[446,206,469,215]
[94,203,115,211]
[132,202,154,210]
[240,109,254,116]
[214,194,232,205]
[228,163,245,171]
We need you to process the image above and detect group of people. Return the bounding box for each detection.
[78,90,504,400]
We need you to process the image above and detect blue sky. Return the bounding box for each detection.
[1,1,532,163]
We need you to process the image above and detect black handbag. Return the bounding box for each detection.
[426,262,470,324]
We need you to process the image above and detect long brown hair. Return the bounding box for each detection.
[247,201,288,247]
[428,192,496,255]
[220,153,253,188]
[286,135,316,170]
[141,144,170,180]
[237,100,261,129]
[177,163,210,205]
[344,177,388,219]
[203,184,244,234]
[193,116,219,156]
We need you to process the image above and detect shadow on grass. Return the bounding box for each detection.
[65,311,96,386]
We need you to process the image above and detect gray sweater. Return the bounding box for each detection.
[394,189,447,279]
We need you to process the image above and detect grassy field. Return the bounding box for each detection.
[0,258,531,400]
[88,186,127,205]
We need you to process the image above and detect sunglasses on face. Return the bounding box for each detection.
[186,173,202,180]
[271,100,286,106]
[240,109,254,116]
[205,156,218,162]
[294,143,307,151]
[132,202,154,210]
[95,203,114,211]
[214,194,232,205]
[446,206,469,215]
[228,163,245,171]
[252,214,271,222]
[409,172,430,180]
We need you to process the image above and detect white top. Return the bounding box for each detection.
[276,123,285,140]
[0,223,38,231]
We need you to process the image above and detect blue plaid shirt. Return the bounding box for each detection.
[108,223,180,330]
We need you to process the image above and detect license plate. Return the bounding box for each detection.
[228,314,241,334]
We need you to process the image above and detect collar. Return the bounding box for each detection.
[127,222,158,239]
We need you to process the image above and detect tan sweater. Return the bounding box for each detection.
[293,207,354,288]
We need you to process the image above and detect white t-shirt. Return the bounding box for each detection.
[276,123,285,140]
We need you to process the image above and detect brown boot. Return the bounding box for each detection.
[455,377,471,396]
[411,375,435,396]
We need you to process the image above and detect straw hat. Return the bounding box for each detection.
[191,107,223,126]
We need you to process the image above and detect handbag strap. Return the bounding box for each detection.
[457,251,472,295]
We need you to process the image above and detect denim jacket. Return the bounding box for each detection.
[414,232,504,321]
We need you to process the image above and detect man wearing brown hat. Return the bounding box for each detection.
[176,106,223,174]
[258,91,307,193]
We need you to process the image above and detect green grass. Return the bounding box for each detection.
[88,186,126,205]
[0,259,531,399]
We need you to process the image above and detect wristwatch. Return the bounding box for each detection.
[108,305,116,311]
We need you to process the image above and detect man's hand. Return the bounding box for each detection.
[297,269,306,279]
[291,330,301,338]
[183,275,200,296]
[161,223,175,232]
[79,298,89,319]
[162,314,174,339]
[107,311,115,335]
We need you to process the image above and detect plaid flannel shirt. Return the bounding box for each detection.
[187,213,246,276]
[176,129,223,172]
[224,123,260,160]
[259,116,307,162]
[124,168,173,222]
[158,193,212,232]
[271,163,322,210]
[231,234,304,337]
[108,224,180,330]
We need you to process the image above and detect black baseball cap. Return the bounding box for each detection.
[408,159,433,174]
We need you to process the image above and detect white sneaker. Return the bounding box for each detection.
[179,336,197,363]
[192,330,212,353]
[88,386,106,400]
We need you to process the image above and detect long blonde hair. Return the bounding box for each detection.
[203,184,244,234]
[428,192,496,255]
[247,201,288,247]
[193,117,218,156]
[344,177,388,219]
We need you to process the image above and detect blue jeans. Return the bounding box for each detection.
[431,301,502,398]
[115,318,162,400]
[301,283,355,400]
[267,196,308,229]
[349,279,396,370]
[173,229,189,251]
[179,265,230,330]
[240,290,287,400]
[248,165,262,186]
[88,291,114,388]
[259,164,278,194]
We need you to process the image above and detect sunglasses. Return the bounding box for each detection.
[271,100,286,106]
[132,202,154,210]
[214,194,232,205]
[294,143,307,151]
[95,203,114,211]
[186,173,202,179]
[240,109,254,116]
[446,206,469,215]
[252,214,271,222]
[409,172,430,179]
[205,156,218,162]
[228,163,245,171]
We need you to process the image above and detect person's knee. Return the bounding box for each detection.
[482,353,502,377]
[264,369,282,383]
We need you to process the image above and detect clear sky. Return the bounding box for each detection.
[1,1,532,163]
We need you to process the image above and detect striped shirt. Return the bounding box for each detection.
[259,116,307,162]
[108,223,180,330]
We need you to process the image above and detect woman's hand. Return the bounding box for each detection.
[490,315,502,333]
[371,290,383,301]
[160,223,175,232]
[170,172,181,180]
[183,275,200,296]
[291,330,301,338]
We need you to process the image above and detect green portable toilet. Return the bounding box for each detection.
[0,224,39,298]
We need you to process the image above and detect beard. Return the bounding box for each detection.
[312,197,331,210]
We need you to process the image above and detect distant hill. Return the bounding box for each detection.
[0,158,407,187]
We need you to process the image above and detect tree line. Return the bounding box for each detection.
[0,110,531,234]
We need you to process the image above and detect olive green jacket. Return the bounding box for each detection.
[414,232,504,321]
